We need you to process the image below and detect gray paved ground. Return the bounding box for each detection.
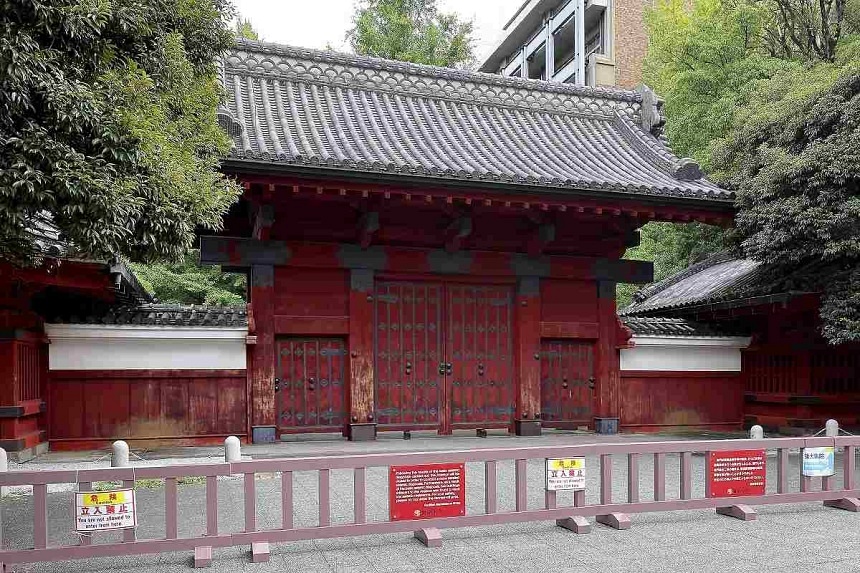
[2,430,859,572]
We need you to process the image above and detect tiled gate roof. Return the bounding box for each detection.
[219,40,733,203]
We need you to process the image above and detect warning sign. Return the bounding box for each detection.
[75,489,137,532]
[389,463,465,521]
[708,450,766,498]
[545,457,586,491]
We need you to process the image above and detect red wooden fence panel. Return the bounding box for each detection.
[620,371,744,432]
[48,370,247,447]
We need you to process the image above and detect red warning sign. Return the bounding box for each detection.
[389,462,466,521]
[708,449,766,498]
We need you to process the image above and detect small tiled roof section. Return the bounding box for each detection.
[621,316,748,337]
[220,39,733,203]
[621,253,764,316]
[50,304,248,327]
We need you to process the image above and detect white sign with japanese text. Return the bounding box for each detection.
[546,457,586,491]
[75,489,137,532]
[802,447,835,477]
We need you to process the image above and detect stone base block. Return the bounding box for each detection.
[515,420,541,436]
[556,516,592,534]
[414,527,442,548]
[193,546,212,568]
[594,417,619,435]
[716,504,757,521]
[251,426,277,444]
[596,512,631,529]
[824,497,860,512]
[251,542,270,563]
[8,441,48,463]
[349,423,377,441]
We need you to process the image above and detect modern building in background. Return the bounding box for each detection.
[479,0,650,88]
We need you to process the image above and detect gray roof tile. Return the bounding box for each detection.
[622,316,748,337]
[621,253,764,315]
[220,40,733,203]
[49,304,248,328]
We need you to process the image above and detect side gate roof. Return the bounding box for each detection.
[219,40,733,204]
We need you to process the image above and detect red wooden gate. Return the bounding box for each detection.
[374,283,444,429]
[276,338,347,432]
[446,285,514,431]
[540,340,594,429]
[374,282,513,434]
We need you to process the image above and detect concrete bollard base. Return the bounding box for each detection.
[596,512,631,529]
[556,516,592,533]
[716,504,757,521]
[414,527,442,548]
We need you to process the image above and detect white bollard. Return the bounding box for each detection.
[225,436,242,463]
[0,447,7,497]
[826,419,839,437]
[749,425,764,440]
[111,440,130,468]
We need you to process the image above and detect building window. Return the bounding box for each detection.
[527,43,547,80]
[584,12,605,58]
[552,15,577,76]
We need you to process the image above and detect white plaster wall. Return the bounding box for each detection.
[620,336,751,372]
[45,325,247,370]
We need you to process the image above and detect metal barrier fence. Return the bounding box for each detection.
[0,433,858,569]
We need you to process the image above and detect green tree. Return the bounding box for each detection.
[639,0,860,342]
[235,16,258,40]
[0,0,241,267]
[349,0,475,67]
[131,250,246,305]
[643,0,794,167]
[712,39,860,343]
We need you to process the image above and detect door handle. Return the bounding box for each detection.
[588,376,595,390]
[438,362,452,375]
[308,377,315,391]
[274,378,280,392]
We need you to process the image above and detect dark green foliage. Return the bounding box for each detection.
[0,0,242,266]
[712,42,860,343]
[349,0,474,67]
[130,250,246,305]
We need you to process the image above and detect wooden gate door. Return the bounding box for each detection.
[540,340,594,429]
[374,282,444,429]
[446,285,514,433]
[276,338,347,432]
[374,282,514,433]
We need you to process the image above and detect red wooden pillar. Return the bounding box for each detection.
[515,277,541,436]
[348,269,376,441]
[250,265,276,443]
[594,281,621,433]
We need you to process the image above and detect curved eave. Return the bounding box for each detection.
[220,158,736,212]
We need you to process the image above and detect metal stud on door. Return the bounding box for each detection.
[276,338,346,432]
[540,340,595,429]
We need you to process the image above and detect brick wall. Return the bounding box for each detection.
[613,0,652,88]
